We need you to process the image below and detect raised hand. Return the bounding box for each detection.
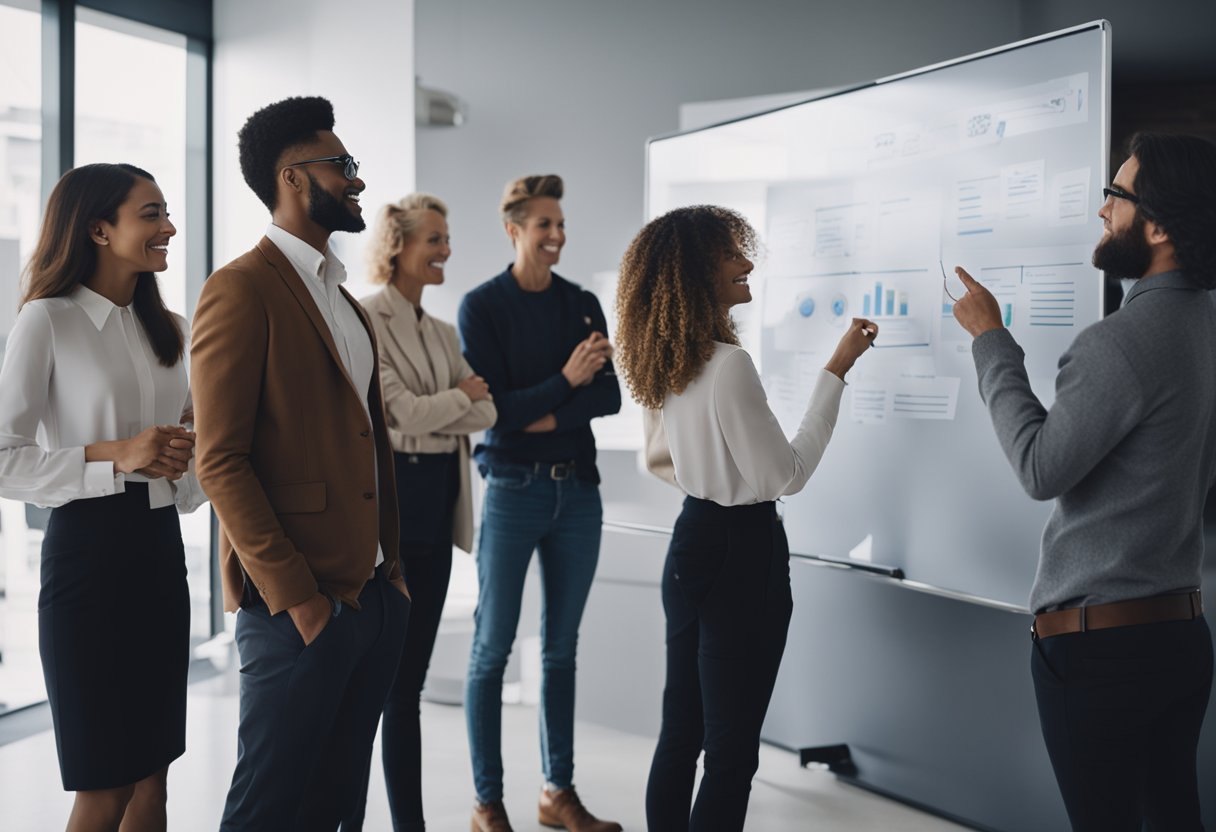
[824,318,879,380]
[950,266,1005,338]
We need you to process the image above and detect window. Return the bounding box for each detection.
[0,1,214,717]
[75,8,212,645]
[75,9,191,314]
[0,0,45,715]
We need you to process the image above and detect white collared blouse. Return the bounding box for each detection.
[661,342,844,506]
[0,284,203,511]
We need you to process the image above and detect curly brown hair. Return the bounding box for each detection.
[615,205,758,409]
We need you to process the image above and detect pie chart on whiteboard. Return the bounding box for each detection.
[831,294,848,323]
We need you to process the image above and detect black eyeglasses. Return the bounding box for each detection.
[1102,186,1140,205]
[286,154,360,180]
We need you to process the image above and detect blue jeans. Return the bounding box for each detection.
[466,462,603,803]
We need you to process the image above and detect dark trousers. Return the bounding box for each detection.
[646,497,794,832]
[381,542,452,831]
[1032,615,1213,831]
[346,451,458,832]
[219,570,410,832]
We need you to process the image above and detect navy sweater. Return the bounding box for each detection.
[458,267,621,483]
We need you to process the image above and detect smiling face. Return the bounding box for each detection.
[507,196,565,268]
[92,176,176,273]
[282,129,366,233]
[395,209,451,287]
[714,241,754,308]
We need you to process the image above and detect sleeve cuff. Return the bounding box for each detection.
[972,327,1023,369]
[83,460,121,496]
[172,471,208,514]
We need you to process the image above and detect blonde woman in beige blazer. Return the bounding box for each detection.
[351,193,497,831]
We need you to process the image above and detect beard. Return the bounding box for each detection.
[307,174,365,234]
[1092,212,1152,279]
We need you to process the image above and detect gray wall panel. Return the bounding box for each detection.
[581,523,1216,831]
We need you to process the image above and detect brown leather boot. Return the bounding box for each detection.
[538,786,623,831]
[471,799,514,832]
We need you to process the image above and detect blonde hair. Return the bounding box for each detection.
[500,174,563,225]
[367,192,449,284]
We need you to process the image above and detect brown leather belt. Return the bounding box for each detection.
[1032,591,1203,639]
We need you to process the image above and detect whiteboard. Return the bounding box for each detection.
[645,23,1110,608]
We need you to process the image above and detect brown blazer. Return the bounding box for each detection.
[192,237,401,614]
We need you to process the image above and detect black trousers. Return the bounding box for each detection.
[219,570,410,832]
[346,451,459,832]
[645,497,793,832]
[1032,615,1213,831]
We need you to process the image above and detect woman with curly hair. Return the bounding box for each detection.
[616,205,876,832]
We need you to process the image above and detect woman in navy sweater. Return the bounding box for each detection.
[458,175,621,832]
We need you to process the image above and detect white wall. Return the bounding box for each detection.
[412,0,1216,327]
[212,0,415,301]
[412,0,1026,325]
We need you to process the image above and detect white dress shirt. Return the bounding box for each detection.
[264,224,383,566]
[0,285,204,511]
[662,342,845,506]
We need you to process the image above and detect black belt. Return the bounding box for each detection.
[528,460,576,481]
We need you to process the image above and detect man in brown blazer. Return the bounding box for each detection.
[191,96,411,831]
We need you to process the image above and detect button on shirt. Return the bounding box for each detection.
[264,224,383,567]
[0,285,204,511]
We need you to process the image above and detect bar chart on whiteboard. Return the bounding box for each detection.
[647,23,1109,606]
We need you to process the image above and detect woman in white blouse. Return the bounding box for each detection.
[615,205,877,832]
[0,164,203,832]
[348,193,497,831]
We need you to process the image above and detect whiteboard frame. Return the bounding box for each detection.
[642,21,1113,610]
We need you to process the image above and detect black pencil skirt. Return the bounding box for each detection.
[38,481,190,791]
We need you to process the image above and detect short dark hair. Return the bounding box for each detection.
[1129,132,1216,287]
[238,96,335,211]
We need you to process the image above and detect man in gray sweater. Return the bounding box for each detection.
[952,132,1216,831]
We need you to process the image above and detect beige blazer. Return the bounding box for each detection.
[362,286,497,552]
[192,238,401,614]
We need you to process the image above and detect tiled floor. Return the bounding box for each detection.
[0,656,969,831]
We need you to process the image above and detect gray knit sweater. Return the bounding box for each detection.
[972,270,1216,612]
